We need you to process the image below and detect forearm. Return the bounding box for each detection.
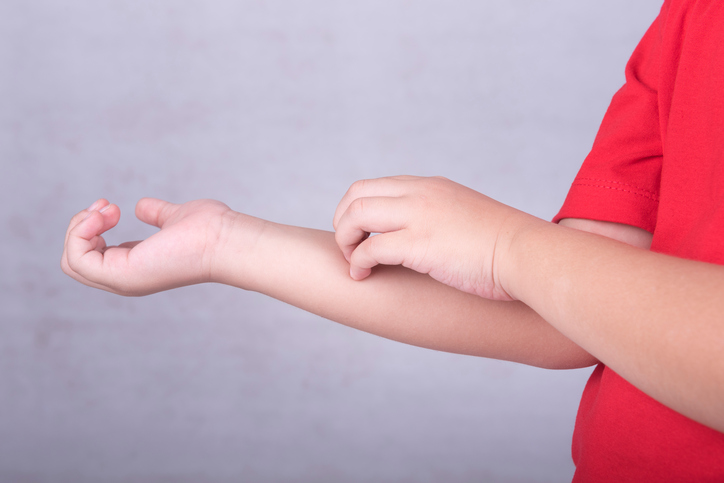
[215,215,597,369]
[508,221,724,430]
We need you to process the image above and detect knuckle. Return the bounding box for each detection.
[426,176,450,193]
[348,178,372,197]
[349,197,366,216]
[426,176,448,191]
[348,179,365,194]
[66,254,79,272]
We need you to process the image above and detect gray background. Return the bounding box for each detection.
[1,1,662,482]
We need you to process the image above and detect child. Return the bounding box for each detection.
[62,0,724,481]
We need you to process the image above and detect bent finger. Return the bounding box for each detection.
[64,199,112,248]
[62,203,119,272]
[65,211,120,283]
[334,196,409,261]
[347,230,410,280]
[66,210,105,260]
[333,177,421,230]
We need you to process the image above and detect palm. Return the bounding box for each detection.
[120,200,232,289]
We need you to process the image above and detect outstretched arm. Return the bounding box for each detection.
[215,219,595,368]
[62,197,598,369]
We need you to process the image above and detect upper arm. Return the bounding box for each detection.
[558,218,653,249]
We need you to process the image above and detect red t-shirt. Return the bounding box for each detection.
[554,0,724,481]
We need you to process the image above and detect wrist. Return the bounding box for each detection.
[496,213,550,302]
[209,210,272,290]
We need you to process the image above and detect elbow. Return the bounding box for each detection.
[527,347,600,371]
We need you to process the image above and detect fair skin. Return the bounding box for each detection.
[61,175,724,432]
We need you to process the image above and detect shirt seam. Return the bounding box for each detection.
[571,181,661,202]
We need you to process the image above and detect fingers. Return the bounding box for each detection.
[333,177,432,280]
[333,176,453,281]
[347,231,410,280]
[62,200,119,257]
[64,199,111,247]
[61,200,121,285]
[64,211,108,281]
[136,198,177,228]
[333,176,421,230]
[334,196,410,262]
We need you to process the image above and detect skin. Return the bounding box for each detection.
[61,197,596,369]
[61,175,723,433]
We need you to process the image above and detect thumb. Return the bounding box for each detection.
[135,198,177,228]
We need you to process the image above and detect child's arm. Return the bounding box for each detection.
[334,176,724,432]
[62,197,598,369]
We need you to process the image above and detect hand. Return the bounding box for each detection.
[61,197,239,296]
[333,176,542,301]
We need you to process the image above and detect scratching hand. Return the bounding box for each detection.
[333,176,539,301]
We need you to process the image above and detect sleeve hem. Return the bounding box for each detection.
[553,180,659,233]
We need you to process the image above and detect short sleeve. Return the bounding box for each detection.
[553,3,666,233]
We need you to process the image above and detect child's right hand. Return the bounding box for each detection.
[61,197,251,296]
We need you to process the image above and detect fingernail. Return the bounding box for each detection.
[82,202,110,221]
[350,266,371,281]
